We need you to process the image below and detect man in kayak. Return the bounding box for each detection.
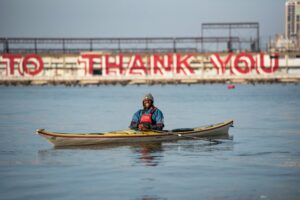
[129,93,164,131]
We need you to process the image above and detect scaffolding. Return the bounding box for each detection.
[201,22,260,52]
[0,22,260,53]
[0,37,241,53]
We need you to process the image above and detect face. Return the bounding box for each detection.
[143,99,153,109]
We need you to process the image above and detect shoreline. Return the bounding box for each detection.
[1,77,299,86]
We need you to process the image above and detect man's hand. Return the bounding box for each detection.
[138,123,151,131]
[138,124,145,130]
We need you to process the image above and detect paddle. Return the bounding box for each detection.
[170,133,222,144]
[151,130,223,144]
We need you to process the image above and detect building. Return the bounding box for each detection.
[269,34,297,52]
[272,0,300,52]
[285,0,300,39]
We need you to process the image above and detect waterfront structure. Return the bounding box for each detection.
[0,20,299,85]
[0,51,299,85]
[0,23,259,54]
[202,22,259,52]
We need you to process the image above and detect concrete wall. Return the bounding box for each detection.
[0,52,299,84]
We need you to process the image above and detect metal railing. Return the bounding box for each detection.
[0,36,246,54]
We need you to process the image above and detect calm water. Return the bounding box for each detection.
[0,85,300,200]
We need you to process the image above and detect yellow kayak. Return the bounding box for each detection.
[36,120,233,147]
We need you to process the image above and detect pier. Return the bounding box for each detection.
[1,76,299,86]
[0,51,300,85]
[0,31,300,85]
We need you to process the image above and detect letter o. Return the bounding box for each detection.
[22,54,44,76]
[233,53,255,75]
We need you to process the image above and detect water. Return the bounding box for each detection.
[0,85,300,200]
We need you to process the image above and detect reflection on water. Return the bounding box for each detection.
[130,142,164,167]
[167,140,234,153]
[37,137,234,168]
[135,195,168,200]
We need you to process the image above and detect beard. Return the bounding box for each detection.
[143,101,153,110]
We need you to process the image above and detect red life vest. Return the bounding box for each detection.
[140,107,157,124]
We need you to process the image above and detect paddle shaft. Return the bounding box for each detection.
[138,129,223,144]
[153,130,222,144]
[176,133,222,144]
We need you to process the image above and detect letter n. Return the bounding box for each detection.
[150,54,173,75]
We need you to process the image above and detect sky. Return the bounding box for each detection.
[0,0,285,39]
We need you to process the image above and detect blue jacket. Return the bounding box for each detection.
[129,107,164,130]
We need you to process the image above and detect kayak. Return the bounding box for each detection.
[36,120,233,147]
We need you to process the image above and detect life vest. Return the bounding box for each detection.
[140,107,157,124]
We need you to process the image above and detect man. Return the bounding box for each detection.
[129,93,164,131]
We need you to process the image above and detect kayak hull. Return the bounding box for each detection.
[36,120,233,147]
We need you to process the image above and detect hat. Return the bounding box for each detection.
[143,93,154,102]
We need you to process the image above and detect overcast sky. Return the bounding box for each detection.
[0,0,285,39]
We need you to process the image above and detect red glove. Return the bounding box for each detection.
[139,124,150,131]
[138,124,144,130]
[139,124,144,131]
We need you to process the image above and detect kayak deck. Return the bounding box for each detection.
[36,120,234,147]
